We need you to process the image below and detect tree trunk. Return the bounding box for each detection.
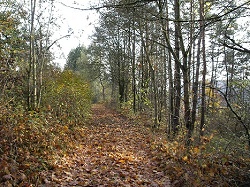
[183,54,192,144]
[173,0,181,134]
[139,21,159,128]
[28,0,37,110]
[132,11,136,113]
[191,35,201,126]
[200,0,206,139]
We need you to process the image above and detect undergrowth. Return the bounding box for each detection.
[150,137,250,186]
[121,105,250,186]
[1,103,250,186]
[0,104,88,186]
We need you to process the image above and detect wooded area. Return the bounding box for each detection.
[1,0,250,186]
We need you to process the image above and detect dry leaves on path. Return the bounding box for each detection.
[1,104,249,186]
[38,104,171,187]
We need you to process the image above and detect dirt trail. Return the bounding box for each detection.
[41,104,171,186]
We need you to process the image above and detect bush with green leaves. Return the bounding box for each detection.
[43,70,92,124]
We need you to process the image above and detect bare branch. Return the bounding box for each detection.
[60,0,155,11]
[60,0,250,26]
[208,86,250,148]
[46,34,71,51]
[223,35,250,54]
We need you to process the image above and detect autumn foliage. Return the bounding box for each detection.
[1,103,249,186]
[43,70,92,124]
[1,0,250,186]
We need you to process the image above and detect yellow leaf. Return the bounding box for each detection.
[182,156,188,162]
[119,159,126,164]
[209,170,214,177]
[201,164,207,169]
[63,125,69,132]
[192,147,200,155]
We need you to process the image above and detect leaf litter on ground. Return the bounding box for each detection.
[1,104,249,186]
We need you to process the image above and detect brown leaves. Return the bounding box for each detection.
[28,104,171,186]
[1,103,249,186]
[150,137,250,187]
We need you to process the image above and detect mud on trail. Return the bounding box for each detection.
[40,104,171,186]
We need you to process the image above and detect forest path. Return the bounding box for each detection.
[42,104,171,186]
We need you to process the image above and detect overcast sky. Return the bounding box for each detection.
[52,0,100,68]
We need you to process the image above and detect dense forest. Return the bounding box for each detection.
[0,0,250,186]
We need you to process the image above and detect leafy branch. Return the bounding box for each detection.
[207,86,250,148]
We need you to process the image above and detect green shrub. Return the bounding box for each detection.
[43,70,92,125]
